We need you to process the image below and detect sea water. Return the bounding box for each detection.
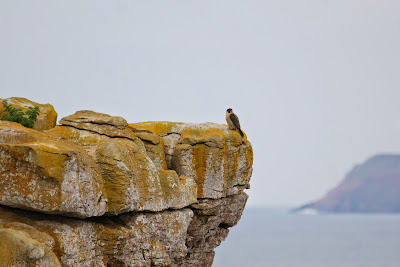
[213,207,400,267]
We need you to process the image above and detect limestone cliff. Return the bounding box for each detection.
[0,98,253,266]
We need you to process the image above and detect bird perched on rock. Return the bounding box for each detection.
[226,108,244,137]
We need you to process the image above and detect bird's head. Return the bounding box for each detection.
[226,108,232,114]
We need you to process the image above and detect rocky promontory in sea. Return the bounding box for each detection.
[0,97,253,266]
[295,154,400,213]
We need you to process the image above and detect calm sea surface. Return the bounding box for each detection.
[213,207,400,267]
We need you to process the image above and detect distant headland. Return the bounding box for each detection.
[294,154,400,213]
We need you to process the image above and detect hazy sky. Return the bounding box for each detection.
[1,1,399,207]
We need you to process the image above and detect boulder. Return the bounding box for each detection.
[0,121,107,218]
[0,97,57,130]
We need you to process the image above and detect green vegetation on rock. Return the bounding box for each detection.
[1,101,40,128]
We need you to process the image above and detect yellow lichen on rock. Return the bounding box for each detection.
[129,124,168,170]
[0,121,107,218]
[130,121,253,199]
[95,139,167,213]
[130,121,184,137]
[0,98,253,267]
[0,206,195,266]
[0,228,61,267]
[0,97,57,130]
[59,110,135,139]
[46,111,198,214]
[46,125,111,148]
[0,222,56,250]
[159,170,197,209]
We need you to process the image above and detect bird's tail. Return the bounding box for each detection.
[238,128,244,137]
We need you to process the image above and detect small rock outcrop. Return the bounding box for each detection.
[0,97,253,266]
[0,97,57,130]
[295,154,400,213]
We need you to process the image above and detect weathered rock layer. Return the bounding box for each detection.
[0,97,253,266]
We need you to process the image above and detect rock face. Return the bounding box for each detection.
[46,111,199,215]
[0,99,253,266]
[130,122,253,199]
[295,155,400,213]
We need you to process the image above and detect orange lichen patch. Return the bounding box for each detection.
[191,144,207,197]
[25,143,68,179]
[224,143,241,193]
[0,97,58,131]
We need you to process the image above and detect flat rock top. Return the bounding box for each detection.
[130,121,246,147]
[60,110,128,128]
[59,110,135,139]
[1,97,53,110]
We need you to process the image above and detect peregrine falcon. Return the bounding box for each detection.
[226,108,244,137]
